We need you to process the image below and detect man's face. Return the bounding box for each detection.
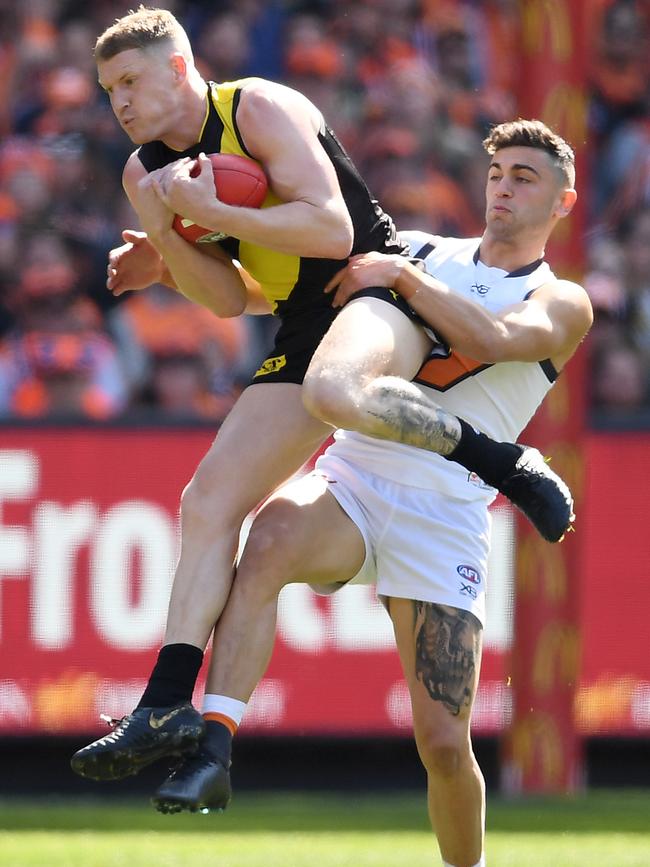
[97,47,177,145]
[484,146,573,240]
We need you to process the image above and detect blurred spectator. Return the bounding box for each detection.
[370,148,483,237]
[283,13,348,128]
[0,232,127,419]
[0,331,122,419]
[195,13,252,83]
[143,349,234,421]
[586,0,650,418]
[0,137,56,234]
[591,340,648,414]
[584,236,627,318]
[588,0,649,227]
[189,0,287,81]
[110,284,252,416]
[589,0,649,141]
[620,207,650,367]
[46,133,124,309]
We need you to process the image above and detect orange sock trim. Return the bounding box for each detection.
[203,711,238,735]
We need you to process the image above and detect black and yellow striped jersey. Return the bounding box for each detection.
[137,78,405,318]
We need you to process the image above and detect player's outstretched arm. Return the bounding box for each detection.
[325,252,593,371]
[123,154,248,318]
[152,81,354,259]
[397,270,593,370]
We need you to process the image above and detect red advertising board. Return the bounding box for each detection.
[0,427,648,737]
[577,433,650,735]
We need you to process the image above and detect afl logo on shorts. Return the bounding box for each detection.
[457,564,481,584]
[255,354,287,377]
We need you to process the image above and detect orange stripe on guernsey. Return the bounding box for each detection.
[415,350,491,392]
[203,712,238,735]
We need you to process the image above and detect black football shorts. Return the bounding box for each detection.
[249,286,423,386]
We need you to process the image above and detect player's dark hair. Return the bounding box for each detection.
[483,119,575,187]
[94,6,187,61]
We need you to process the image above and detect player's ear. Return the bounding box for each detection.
[170,53,187,83]
[556,187,577,218]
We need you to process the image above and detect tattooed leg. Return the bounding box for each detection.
[361,376,462,456]
[301,299,461,456]
[389,597,485,867]
[414,601,481,715]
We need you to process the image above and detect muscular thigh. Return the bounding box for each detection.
[191,382,331,519]
[306,296,433,383]
[242,472,367,586]
[389,597,483,733]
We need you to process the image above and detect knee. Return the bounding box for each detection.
[179,464,240,532]
[417,726,471,781]
[302,366,363,429]
[236,506,302,594]
[180,470,214,523]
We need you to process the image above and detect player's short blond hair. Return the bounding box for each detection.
[483,119,575,188]
[94,5,193,63]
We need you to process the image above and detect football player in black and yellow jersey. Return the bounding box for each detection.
[72,7,579,795]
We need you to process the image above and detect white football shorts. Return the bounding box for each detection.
[310,452,491,627]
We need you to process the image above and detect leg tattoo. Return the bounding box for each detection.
[414,602,481,716]
[364,377,461,455]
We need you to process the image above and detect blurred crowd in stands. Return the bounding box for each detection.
[0,0,648,423]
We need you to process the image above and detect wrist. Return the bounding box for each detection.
[144,227,166,249]
[150,226,181,250]
[201,199,227,233]
[394,259,426,301]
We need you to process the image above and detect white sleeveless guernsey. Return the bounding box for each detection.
[326,231,559,503]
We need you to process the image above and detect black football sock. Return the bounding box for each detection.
[137,643,204,709]
[203,720,233,766]
[444,418,522,489]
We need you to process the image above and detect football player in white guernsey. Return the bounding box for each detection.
[149,120,593,867]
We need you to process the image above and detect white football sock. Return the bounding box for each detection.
[202,694,247,727]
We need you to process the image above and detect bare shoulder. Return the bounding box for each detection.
[239,77,318,112]
[237,78,322,140]
[553,278,589,299]
[534,278,592,309]
[533,278,594,338]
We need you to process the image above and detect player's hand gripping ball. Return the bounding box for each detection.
[172,153,268,244]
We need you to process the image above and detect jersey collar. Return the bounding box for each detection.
[473,244,544,278]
